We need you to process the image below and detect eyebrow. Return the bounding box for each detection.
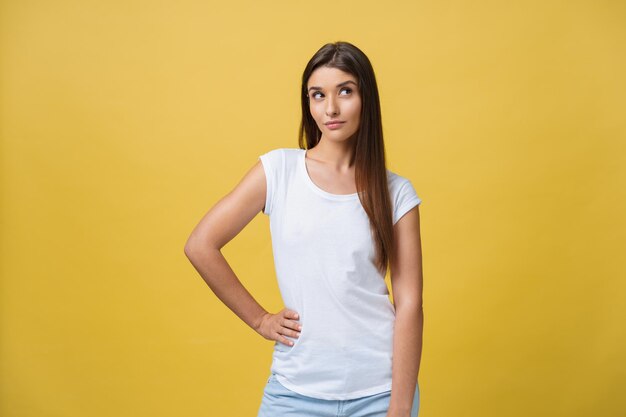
[307,80,358,92]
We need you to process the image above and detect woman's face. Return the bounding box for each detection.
[307,66,361,144]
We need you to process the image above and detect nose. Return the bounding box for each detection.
[325,95,339,116]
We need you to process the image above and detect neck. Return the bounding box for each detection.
[308,138,356,171]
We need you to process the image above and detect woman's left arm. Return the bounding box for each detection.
[387,205,423,417]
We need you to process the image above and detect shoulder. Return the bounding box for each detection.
[259,147,302,160]
[259,147,283,160]
[259,147,302,170]
[386,169,413,194]
[386,169,422,225]
[259,148,284,168]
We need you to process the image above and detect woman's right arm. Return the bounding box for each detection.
[183,159,301,346]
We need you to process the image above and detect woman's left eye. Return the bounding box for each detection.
[340,88,352,95]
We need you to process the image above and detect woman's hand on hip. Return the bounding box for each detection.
[255,308,302,347]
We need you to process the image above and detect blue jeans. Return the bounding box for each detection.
[257,373,420,417]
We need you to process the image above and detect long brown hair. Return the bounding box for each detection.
[298,41,395,276]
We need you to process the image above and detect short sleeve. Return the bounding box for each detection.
[392,178,422,225]
[258,149,283,216]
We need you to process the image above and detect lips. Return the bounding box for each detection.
[325,121,345,125]
[325,121,344,130]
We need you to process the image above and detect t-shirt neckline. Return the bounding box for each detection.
[299,149,360,201]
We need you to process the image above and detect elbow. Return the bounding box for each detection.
[185,234,219,259]
[184,235,203,259]
[184,242,196,260]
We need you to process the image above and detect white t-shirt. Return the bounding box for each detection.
[258,147,422,400]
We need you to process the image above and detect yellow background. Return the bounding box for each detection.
[1,1,624,416]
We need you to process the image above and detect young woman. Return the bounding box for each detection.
[185,41,423,417]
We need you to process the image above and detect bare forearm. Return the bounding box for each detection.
[185,246,268,332]
[388,305,423,414]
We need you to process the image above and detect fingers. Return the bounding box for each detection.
[283,309,299,322]
[275,326,299,346]
[277,333,295,346]
[282,309,301,328]
[281,317,302,332]
[275,309,302,346]
[279,323,301,338]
